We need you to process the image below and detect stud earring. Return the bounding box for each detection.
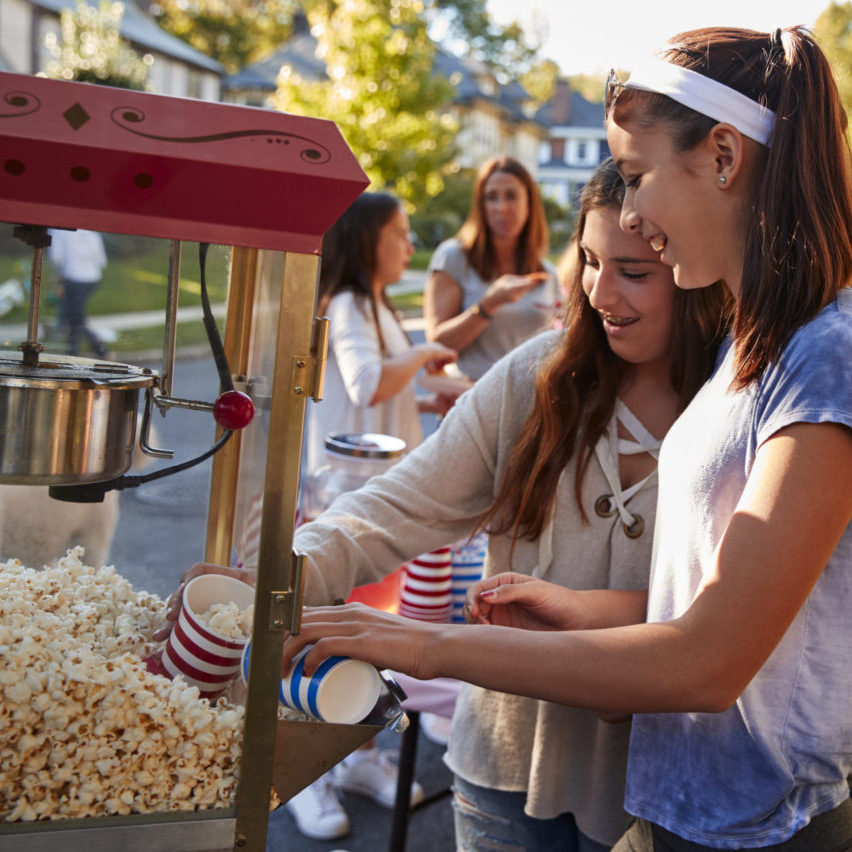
[718,175,728,185]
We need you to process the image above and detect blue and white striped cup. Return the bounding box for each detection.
[241,640,383,725]
[450,533,486,623]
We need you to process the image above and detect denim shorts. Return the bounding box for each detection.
[452,774,612,852]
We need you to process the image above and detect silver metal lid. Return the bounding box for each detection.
[324,432,407,459]
[0,351,157,389]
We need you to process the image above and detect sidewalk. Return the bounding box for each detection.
[0,269,427,344]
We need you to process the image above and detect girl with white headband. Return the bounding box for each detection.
[283,26,852,851]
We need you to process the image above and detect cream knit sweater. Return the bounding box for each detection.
[295,330,655,845]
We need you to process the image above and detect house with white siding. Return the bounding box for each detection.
[536,78,609,209]
[0,0,223,99]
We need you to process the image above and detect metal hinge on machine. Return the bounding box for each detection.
[291,316,330,401]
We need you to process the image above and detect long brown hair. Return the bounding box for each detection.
[481,159,730,543]
[318,192,404,353]
[456,156,550,281]
[609,26,852,388]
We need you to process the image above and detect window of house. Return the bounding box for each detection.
[187,69,203,100]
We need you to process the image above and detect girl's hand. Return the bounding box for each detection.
[483,272,550,311]
[464,572,585,631]
[416,341,457,373]
[417,392,456,417]
[151,562,256,642]
[282,603,443,680]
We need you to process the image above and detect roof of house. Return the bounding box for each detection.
[432,49,541,125]
[224,31,323,90]
[30,0,224,73]
[223,26,545,128]
[535,81,605,129]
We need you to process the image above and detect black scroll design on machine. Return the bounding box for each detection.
[111,106,331,163]
[0,91,41,119]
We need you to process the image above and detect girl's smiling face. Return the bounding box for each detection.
[606,117,745,296]
[581,206,677,371]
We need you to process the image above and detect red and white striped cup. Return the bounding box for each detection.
[162,574,255,695]
[398,547,452,622]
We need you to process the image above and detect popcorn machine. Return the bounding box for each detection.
[0,71,393,851]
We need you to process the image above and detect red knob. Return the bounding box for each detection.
[213,390,255,430]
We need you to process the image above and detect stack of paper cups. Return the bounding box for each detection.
[450,533,487,623]
[399,547,452,621]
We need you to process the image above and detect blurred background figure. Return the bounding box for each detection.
[424,156,558,381]
[48,227,108,358]
[303,191,457,479]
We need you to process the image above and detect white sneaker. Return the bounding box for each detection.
[285,775,350,840]
[420,711,452,746]
[333,748,425,810]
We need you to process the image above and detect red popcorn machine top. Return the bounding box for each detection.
[0,71,392,852]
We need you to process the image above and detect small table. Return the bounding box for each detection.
[388,674,461,852]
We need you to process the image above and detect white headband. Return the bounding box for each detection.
[623,58,776,146]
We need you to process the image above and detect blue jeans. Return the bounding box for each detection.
[452,775,612,852]
[59,277,105,357]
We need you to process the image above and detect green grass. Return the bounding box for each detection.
[1,227,422,353]
[0,232,230,324]
[410,249,432,271]
[389,289,424,317]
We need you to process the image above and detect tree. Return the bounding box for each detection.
[566,73,607,104]
[42,0,150,90]
[272,0,458,205]
[150,0,296,73]
[521,58,559,105]
[426,0,540,81]
[814,2,852,130]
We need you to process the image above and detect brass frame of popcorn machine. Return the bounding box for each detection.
[207,246,387,849]
[0,71,375,852]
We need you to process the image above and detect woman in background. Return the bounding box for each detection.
[424,156,558,381]
[303,191,456,477]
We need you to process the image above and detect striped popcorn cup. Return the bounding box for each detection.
[399,547,452,622]
[241,640,383,725]
[450,533,487,623]
[162,574,255,695]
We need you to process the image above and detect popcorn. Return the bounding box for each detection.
[195,601,254,641]
[0,548,246,822]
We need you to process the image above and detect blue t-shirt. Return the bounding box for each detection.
[626,289,852,848]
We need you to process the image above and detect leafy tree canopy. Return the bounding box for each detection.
[521,58,559,105]
[426,0,540,80]
[565,72,607,104]
[42,0,151,90]
[152,0,540,79]
[149,0,297,72]
[814,2,852,131]
[273,0,458,206]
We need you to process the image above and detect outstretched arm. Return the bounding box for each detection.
[286,422,852,714]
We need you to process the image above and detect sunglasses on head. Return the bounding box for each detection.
[605,68,626,115]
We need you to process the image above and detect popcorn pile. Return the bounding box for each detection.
[0,548,245,822]
[196,601,254,641]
